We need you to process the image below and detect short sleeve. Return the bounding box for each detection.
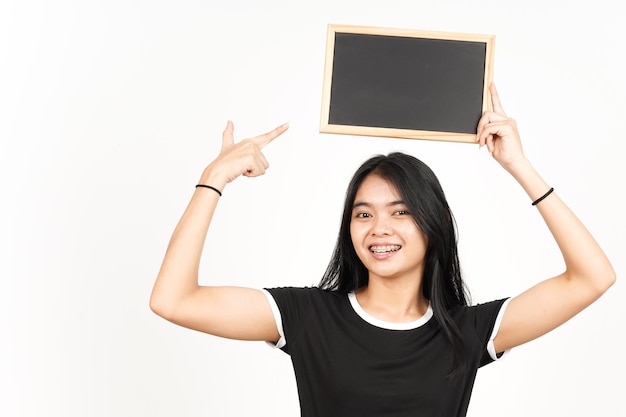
[262,287,315,354]
[485,298,511,363]
[261,289,286,349]
[463,298,512,367]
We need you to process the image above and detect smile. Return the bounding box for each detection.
[369,245,401,254]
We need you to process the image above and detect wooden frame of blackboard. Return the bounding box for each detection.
[320,24,495,143]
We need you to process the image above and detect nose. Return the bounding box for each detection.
[371,215,392,236]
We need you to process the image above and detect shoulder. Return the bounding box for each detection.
[263,287,349,352]
[449,298,512,364]
[452,298,509,318]
[450,298,511,336]
[264,287,346,307]
[265,286,343,299]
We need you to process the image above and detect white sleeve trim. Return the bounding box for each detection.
[486,297,512,361]
[261,289,286,349]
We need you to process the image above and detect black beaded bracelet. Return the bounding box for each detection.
[195,184,222,197]
[532,187,554,206]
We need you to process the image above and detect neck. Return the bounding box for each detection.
[355,278,428,323]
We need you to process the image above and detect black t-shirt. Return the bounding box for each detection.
[264,287,509,417]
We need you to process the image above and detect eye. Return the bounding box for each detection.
[354,212,372,219]
[395,209,410,216]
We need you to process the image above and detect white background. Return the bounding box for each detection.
[1,1,624,416]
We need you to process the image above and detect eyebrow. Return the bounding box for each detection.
[352,200,406,210]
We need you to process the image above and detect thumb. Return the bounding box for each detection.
[221,120,235,150]
[490,83,507,116]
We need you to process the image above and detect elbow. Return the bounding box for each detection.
[590,264,617,298]
[149,292,164,317]
[149,274,199,322]
[566,263,616,301]
[602,268,617,293]
[149,289,176,321]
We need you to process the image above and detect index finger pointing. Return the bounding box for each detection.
[489,83,507,116]
[252,122,290,148]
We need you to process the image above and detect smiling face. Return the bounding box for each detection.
[350,173,428,284]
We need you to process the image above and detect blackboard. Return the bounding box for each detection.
[320,25,495,143]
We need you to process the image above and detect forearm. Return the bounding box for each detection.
[508,158,615,292]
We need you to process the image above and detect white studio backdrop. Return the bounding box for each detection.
[1,0,624,416]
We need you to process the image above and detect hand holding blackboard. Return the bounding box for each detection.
[320,24,495,143]
[477,83,525,169]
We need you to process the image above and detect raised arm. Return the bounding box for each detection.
[476,84,615,353]
[149,121,289,341]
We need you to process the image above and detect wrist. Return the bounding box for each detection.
[504,158,552,202]
[502,155,532,177]
[198,166,229,191]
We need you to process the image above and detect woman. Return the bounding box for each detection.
[149,84,615,416]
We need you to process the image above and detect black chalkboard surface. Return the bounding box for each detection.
[320,25,495,143]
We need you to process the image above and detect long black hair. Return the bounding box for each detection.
[318,152,471,374]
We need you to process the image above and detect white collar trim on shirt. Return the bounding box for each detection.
[348,292,434,330]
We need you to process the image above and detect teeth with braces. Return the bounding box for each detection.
[370,245,401,253]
